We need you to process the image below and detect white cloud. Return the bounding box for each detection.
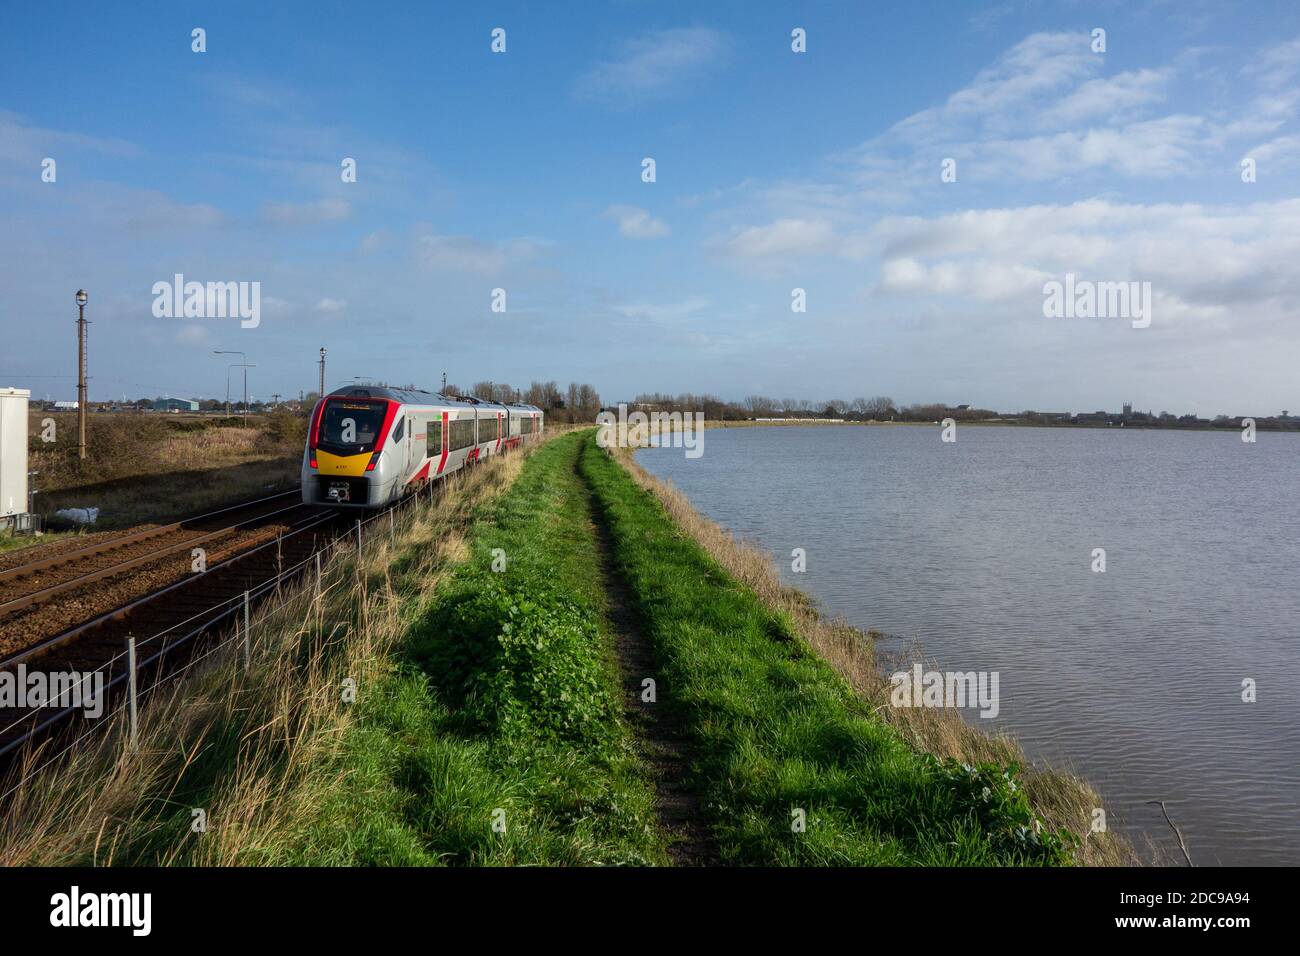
[313,297,347,313]
[574,28,729,107]
[975,115,1207,179]
[174,324,210,346]
[0,110,140,167]
[719,218,836,258]
[1246,133,1300,168]
[830,31,1294,191]
[1243,34,1300,90]
[614,297,709,322]
[360,230,388,252]
[914,32,1097,134]
[606,204,669,238]
[259,197,350,226]
[412,233,546,275]
[869,199,1300,325]
[1050,68,1171,124]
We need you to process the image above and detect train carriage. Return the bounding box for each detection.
[303,385,543,508]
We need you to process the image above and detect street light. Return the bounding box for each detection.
[224,363,242,415]
[75,290,88,459]
[213,350,252,426]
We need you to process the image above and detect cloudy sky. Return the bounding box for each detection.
[1,0,1298,415]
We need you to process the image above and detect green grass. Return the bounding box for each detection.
[2,429,1080,867]
[0,529,77,556]
[281,433,666,865]
[577,434,1077,865]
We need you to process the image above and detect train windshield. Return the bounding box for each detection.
[319,401,386,451]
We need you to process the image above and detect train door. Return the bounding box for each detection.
[403,415,412,478]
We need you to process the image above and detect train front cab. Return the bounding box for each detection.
[305,395,398,507]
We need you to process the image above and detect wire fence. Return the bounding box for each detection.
[0,479,440,804]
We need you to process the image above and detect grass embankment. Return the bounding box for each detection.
[0,428,1125,866]
[609,442,1135,865]
[28,412,303,530]
[582,439,1086,865]
[275,432,665,865]
[0,432,665,866]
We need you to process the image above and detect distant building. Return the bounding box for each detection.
[1122,402,1133,419]
[1075,411,1110,424]
[153,398,200,412]
[53,400,79,410]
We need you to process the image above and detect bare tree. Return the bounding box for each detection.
[864,396,896,418]
[576,383,602,421]
[566,382,580,423]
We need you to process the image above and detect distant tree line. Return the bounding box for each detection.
[621,393,998,422]
[463,381,604,423]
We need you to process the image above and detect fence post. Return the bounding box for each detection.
[126,635,138,750]
[315,551,322,600]
[390,508,395,539]
[242,589,251,672]
[355,518,362,553]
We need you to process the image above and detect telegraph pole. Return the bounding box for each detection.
[319,347,326,397]
[75,290,88,459]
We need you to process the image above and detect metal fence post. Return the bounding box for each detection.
[126,635,138,750]
[355,518,362,552]
[242,590,251,672]
[389,508,395,539]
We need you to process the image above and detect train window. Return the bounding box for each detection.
[427,420,442,459]
[392,416,405,443]
[479,416,497,441]
[320,401,385,451]
[449,417,475,451]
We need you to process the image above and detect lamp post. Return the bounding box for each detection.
[75,289,88,459]
[214,350,252,426]
[224,364,240,415]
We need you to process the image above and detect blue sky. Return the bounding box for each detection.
[2,0,1298,414]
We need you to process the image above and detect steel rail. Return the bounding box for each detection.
[0,489,301,585]
[0,501,318,617]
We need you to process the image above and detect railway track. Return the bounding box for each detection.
[0,488,349,762]
[0,491,306,617]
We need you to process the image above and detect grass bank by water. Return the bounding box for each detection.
[0,429,1127,865]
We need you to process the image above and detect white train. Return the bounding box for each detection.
[303,385,543,507]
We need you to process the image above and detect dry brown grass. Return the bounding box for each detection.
[611,444,1140,865]
[151,428,265,464]
[27,412,306,529]
[0,444,534,866]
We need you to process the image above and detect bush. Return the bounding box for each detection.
[414,578,614,747]
[923,756,1078,864]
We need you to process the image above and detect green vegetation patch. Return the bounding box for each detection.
[287,433,665,866]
